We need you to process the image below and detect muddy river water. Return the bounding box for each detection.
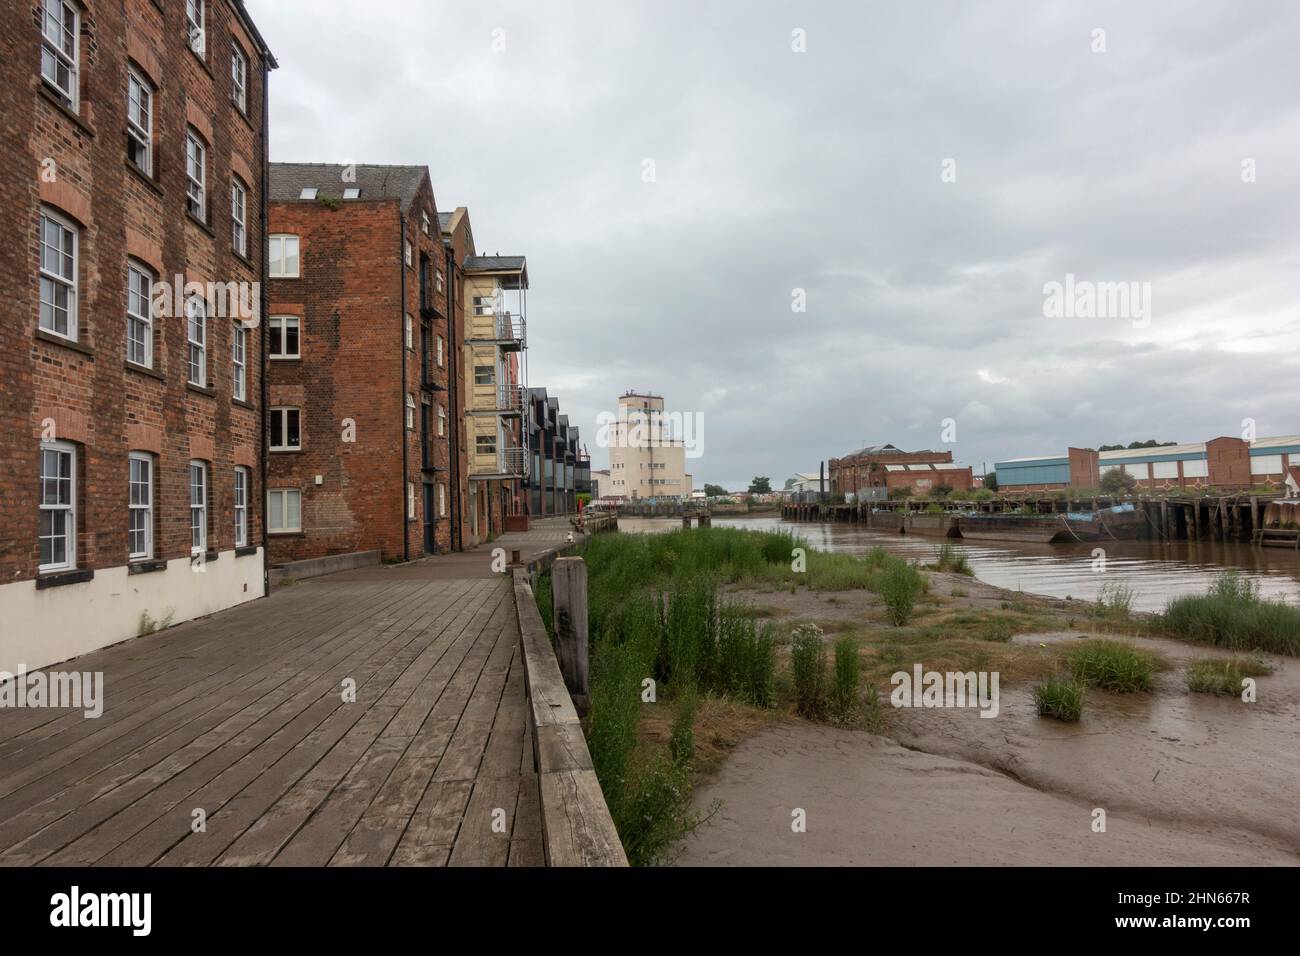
[621,514,1300,612]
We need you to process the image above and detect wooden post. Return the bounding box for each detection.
[551,556,590,715]
[682,516,691,530]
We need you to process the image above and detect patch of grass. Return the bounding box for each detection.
[1033,674,1085,721]
[716,609,777,707]
[1184,656,1274,695]
[1158,572,1300,655]
[1090,580,1137,629]
[932,542,973,576]
[950,585,969,598]
[1067,639,1158,692]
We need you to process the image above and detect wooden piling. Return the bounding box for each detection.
[551,556,590,716]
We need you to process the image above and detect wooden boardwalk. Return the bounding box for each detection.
[0,570,545,867]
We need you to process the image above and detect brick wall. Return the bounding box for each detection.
[1,0,268,583]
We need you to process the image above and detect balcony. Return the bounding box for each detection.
[470,445,528,480]
[468,311,526,351]
[469,383,524,418]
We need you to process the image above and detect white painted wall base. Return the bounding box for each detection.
[0,549,265,674]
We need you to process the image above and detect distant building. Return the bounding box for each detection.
[786,473,825,494]
[995,435,1300,493]
[829,444,973,496]
[606,391,693,499]
[591,469,612,498]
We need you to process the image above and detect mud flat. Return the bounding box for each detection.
[673,720,1296,866]
[673,578,1300,866]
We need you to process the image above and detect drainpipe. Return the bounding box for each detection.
[258,56,271,598]
[400,214,409,562]
[445,245,462,552]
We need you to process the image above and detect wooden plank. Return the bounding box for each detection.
[447,776,518,867]
[538,770,628,868]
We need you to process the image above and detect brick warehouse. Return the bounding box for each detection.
[265,164,467,563]
[828,443,973,497]
[0,0,274,673]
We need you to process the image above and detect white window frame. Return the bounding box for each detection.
[437,404,446,437]
[270,407,301,452]
[127,68,152,175]
[404,240,413,267]
[39,207,77,340]
[269,235,300,278]
[189,460,208,555]
[186,130,206,221]
[186,0,205,57]
[232,179,247,256]
[405,313,414,350]
[186,295,207,386]
[268,489,301,534]
[127,261,153,367]
[231,41,247,112]
[439,483,446,517]
[436,334,444,367]
[406,393,416,430]
[128,452,153,561]
[343,188,360,199]
[39,440,76,572]
[40,0,79,109]
[408,482,416,519]
[422,211,430,234]
[231,321,247,401]
[234,467,249,547]
[269,315,300,359]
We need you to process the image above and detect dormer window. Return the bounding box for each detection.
[300,187,318,200]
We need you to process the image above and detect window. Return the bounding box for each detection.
[39,208,77,339]
[436,335,444,367]
[422,211,430,234]
[231,321,247,400]
[268,489,301,533]
[476,434,497,456]
[405,313,413,349]
[186,0,205,56]
[40,0,79,108]
[39,441,76,571]
[127,69,152,175]
[270,407,301,451]
[189,461,207,554]
[343,188,360,199]
[269,316,300,358]
[439,483,446,517]
[128,453,153,560]
[231,42,247,112]
[269,235,300,277]
[407,482,416,519]
[231,179,247,256]
[234,467,249,547]
[186,296,207,386]
[404,240,413,267]
[406,393,416,430]
[299,187,317,200]
[1251,454,1284,476]
[127,262,153,367]
[474,365,494,386]
[185,131,206,221]
[436,270,444,294]
[437,405,446,437]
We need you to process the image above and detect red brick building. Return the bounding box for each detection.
[829,444,973,496]
[265,163,466,564]
[0,0,274,673]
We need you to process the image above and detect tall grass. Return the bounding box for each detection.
[1091,580,1136,628]
[875,560,925,626]
[1033,674,1085,721]
[716,609,776,706]
[933,542,972,576]
[790,623,828,718]
[1159,572,1300,655]
[1067,639,1158,692]
[829,636,863,723]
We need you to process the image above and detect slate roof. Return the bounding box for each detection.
[268,163,427,207]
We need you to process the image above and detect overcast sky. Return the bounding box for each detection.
[249,0,1300,489]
